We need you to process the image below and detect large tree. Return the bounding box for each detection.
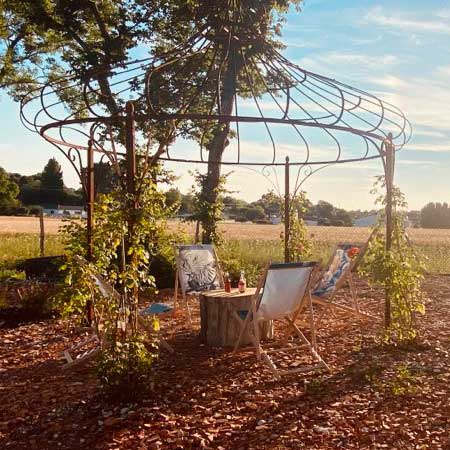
[1,1,302,241]
[151,0,303,242]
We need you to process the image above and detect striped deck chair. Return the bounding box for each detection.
[232,262,329,378]
[174,244,224,324]
[311,242,374,322]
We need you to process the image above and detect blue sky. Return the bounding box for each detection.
[1,0,449,210]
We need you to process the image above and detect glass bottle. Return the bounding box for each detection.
[238,270,246,293]
[224,272,232,293]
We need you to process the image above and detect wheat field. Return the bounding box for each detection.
[1,216,450,273]
[2,216,450,244]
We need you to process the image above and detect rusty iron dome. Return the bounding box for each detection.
[18,1,410,277]
[19,5,411,182]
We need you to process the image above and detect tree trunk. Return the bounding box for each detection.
[201,54,242,244]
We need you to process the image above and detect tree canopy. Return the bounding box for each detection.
[420,202,450,229]
[0,166,19,212]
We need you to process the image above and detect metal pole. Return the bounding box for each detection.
[126,101,136,200]
[87,139,95,261]
[86,139,95,326]
[384,133,395,328]
[284,156,290,263]
[125,100,138,330]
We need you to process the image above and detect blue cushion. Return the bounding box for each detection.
[140,303,173,316]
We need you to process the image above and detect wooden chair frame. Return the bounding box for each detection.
[232,262,329,379]
[173,244,224,326]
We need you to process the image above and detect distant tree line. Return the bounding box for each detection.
[2,163,443,229]
[0,159,122,216]
[164,188,357,226]
[420,203,450,228]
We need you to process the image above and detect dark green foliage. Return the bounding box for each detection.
[420,202,450,228]
[0,166,19,212]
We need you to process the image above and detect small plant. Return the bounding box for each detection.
[346,362,384,386]
[97,332,158,402]
[304,377,326,398]
[388,365,419,396]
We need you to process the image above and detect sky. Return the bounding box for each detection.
[1,0,449,210]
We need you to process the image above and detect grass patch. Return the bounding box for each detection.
[0,234,64,266]
[0,233,448,277]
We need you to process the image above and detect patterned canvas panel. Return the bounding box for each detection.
[312,244,363,298]
[178,245,221,294]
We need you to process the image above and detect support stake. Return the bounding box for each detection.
[39,209,45,257]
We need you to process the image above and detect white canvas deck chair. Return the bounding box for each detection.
[233,262,329,378]
[311,242,374,323]
[174,244,224,324]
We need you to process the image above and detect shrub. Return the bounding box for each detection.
[97,333,158,402]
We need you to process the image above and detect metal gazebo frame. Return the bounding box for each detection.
[19,5,410,325]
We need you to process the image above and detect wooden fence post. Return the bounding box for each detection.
[39,209,45,257]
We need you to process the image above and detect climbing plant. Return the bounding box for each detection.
[57,165,177,399]
[190,170,231,245]
[283,191,312,262]
[359,176,425,343]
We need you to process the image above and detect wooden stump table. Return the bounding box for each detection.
[199,288,273,347]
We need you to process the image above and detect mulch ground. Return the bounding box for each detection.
[1,275,450,450]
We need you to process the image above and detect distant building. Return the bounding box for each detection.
[354,213,411,228]
[269,215,282,225]
[43,204,86,218]
[354,214,379,227]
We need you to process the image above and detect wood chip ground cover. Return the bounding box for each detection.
[0,275,449,449]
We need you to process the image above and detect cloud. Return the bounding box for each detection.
[365,6,450,35]
[436,9,450,19]
[297,52,399,76]
[407,143,450,153]
[370,75,450,132]
[413,129,447,139]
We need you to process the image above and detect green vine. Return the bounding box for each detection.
[190,170,231,245]
[283,191,312,262]
[56,165,178,399]
[359,176,425,343]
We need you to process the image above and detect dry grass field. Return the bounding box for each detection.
[2,216,450,245]
[1,217,449,274]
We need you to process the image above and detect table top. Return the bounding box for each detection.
[199,288,256,299]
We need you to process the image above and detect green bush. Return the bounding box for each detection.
[97,333,158,402]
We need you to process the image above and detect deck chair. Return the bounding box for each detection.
[311,242,374,322]
[233,262,329,378]
[62,259,173,368]
[62,267,114,368]
[174,244,224,324]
